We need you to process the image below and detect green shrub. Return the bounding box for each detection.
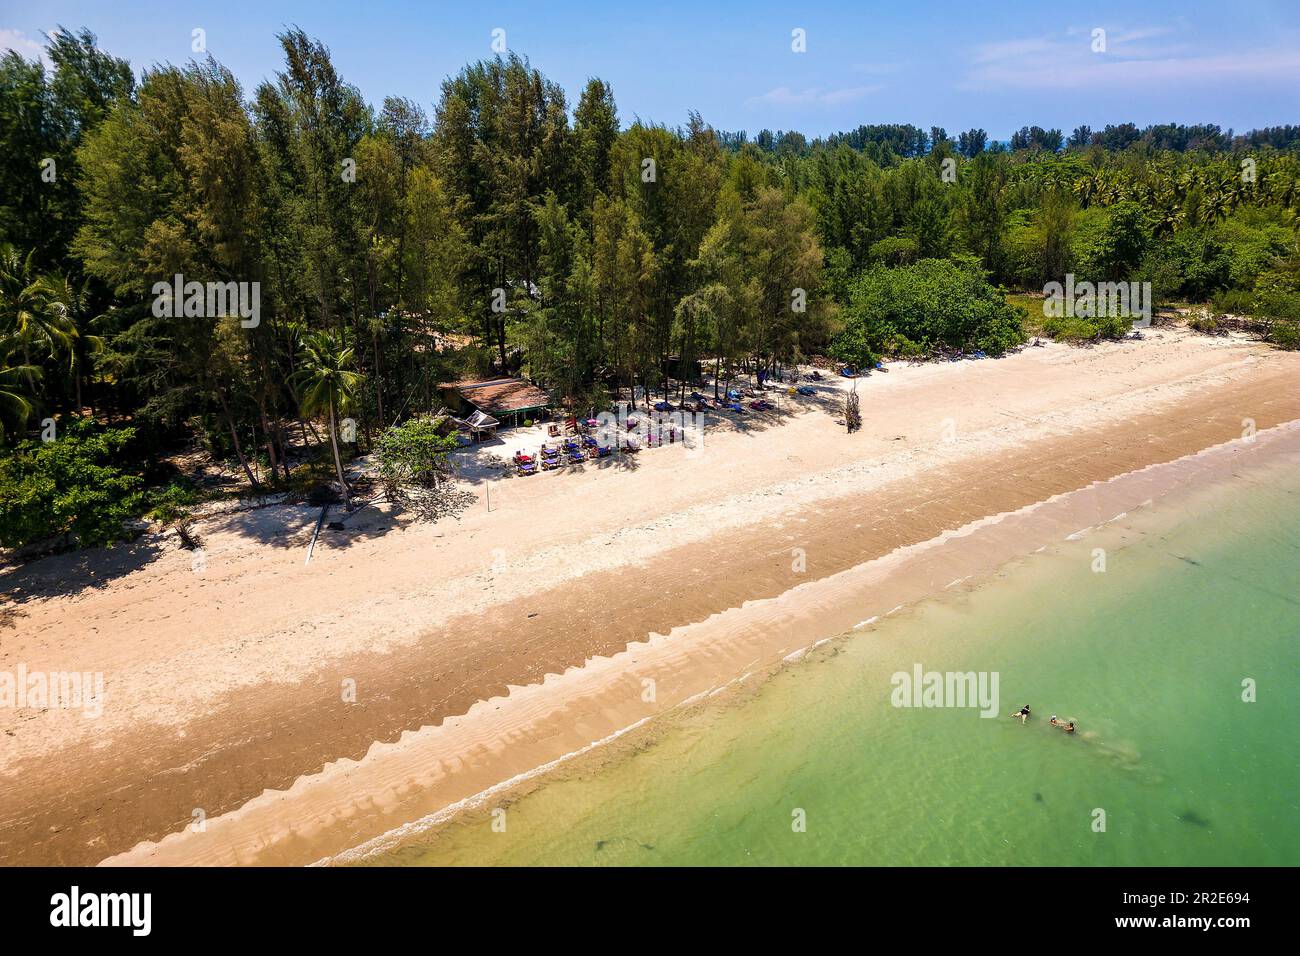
[0,418,146,550]
[830,259,1027,363]
[1270,320,1300,350]
[1041,313,1131,342]
[373,418,473,521]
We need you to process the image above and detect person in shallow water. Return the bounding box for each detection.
[1050,716,1077,734]
[1010,705,1031,723]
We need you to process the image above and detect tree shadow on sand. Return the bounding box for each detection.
[0,535,165,615]
[218,496,417,553]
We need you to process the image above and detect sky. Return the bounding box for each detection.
[3,0,1299,139]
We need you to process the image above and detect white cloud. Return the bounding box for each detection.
[0,28,51,67]
[960,25,1300,92]
[747,84,882,109]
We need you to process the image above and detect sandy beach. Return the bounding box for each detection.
[3,328,1299,866]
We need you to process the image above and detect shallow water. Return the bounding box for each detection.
[371,444,1300,866]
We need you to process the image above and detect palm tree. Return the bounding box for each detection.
[37,274,105,412]
[0,363,41,444]
[0,247,76,371]
[292,330,363,510]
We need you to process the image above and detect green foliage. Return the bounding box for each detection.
[1041,313,1131,342]
[373,418,472,520]
[831,259,1027,362]
[0,418,144,549]
[4,24,1300,553]
[1270,321,1300,350]
[147,477,202,520]
[374,418,459,488]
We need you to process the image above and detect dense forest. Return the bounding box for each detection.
[2,27,1298,550]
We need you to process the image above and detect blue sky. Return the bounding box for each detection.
[5,1,1299,138]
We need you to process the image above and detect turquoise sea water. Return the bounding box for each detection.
[375,448,1300,866]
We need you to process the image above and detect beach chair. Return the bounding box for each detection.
[518,459,538,475]
[596,445,612,458]
[567,449,586,465]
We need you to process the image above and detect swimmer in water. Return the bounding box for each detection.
[1010,705,1031,724]
[1051,716,1076,733]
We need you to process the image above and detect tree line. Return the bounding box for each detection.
[1,26,1298,549]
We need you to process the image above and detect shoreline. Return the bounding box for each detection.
[3,330,1299,866]
[105,418,1300,866]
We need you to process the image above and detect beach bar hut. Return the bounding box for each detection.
[457,408,500,443]
[439,377,552,429]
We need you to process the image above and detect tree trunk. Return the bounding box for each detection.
[372,326,385,425]
[328,401,353,511]
[259,403,279,483]
[218,388,259,491]
[278,422,292,480]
